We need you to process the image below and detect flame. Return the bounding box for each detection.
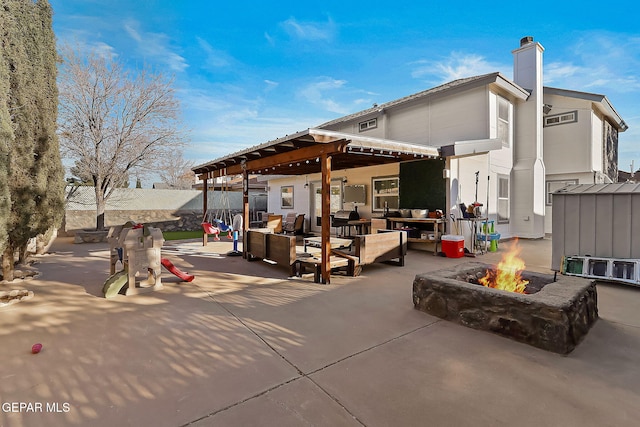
[479,238,528,293]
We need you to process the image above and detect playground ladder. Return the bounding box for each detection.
[561,255,640,287]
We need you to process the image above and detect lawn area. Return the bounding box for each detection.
[162,230,204,241]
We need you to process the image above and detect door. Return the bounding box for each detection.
[310,180,344,234]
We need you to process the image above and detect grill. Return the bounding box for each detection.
[332,210,360,236]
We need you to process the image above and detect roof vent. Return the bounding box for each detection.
[520,36,534,47]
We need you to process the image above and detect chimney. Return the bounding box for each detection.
[520,36,534,47]
[510,36,546,238]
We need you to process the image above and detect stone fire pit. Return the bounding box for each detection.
[413,262,598,354]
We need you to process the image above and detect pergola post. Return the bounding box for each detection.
[201,173,208,246]
[321,153,332,284]
[242,164,249,259]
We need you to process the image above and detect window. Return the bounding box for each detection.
[546,180,578,205]
[359,118,377,132]
[497,175,509,223]
[372,176,399,212]
[497,96,511,147]
[281,186,294,209]
[544,110,577,127]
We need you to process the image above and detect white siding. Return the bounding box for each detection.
[427,87,489,145]
[324,86,493,146]
[386,103,431,143]
[543,94,594,174]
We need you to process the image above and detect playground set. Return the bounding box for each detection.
[103,222,195,298]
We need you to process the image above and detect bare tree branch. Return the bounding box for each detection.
[57,44,188,229]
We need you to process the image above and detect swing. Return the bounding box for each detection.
[202,177,234,240]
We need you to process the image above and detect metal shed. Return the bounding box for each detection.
[551,183,640,272]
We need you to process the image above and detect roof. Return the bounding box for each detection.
[544,86,628,131]
[192,72,530,179]
[192,128,440,177]
[319,72,529,129]
[554,183,640,195]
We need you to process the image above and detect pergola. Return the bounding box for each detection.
[192,128,440,283]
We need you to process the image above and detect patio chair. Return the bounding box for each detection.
[282,212,297,233]
[283,214,305,235]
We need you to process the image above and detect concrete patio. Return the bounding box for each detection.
[1,236,639,426]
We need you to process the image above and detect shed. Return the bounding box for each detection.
[551,183,640,271]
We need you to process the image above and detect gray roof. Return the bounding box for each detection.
[554,183,640,195]
[544,86,628,131]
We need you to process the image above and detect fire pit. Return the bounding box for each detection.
[413,262,598,354]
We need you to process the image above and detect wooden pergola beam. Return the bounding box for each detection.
[201,139,350,177]
[245,139,349,173]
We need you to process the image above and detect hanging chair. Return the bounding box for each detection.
[202,176,234,239]
[201,220,218,235]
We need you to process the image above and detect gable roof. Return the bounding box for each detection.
[318,72,530,129]
[544,86,628,131]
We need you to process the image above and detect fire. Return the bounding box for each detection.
[479,238,529,293]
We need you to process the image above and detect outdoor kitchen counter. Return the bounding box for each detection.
[386,217,445,255]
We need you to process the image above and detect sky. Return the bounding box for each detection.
[48,0,640,178]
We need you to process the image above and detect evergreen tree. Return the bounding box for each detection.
[0,27,11,255]
[1,0,64,280]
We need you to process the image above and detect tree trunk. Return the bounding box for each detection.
[95,187,106,230]
[2,244,15,282]
[17,243,29,264]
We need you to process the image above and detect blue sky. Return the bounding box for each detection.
[49,0,640,174]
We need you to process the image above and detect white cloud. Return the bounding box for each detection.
[547,33,640,93]
[122,19,188,72]
[264,80,279,91]
[196,37,234,69]
[264,32,275,46]
[410,52,505,84]
[299,78,351,114]
[281,17,336,42]
[544,62,584,84]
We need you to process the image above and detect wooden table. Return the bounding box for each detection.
[296,255,354,283]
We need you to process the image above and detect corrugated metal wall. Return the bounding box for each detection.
[551,183,640,270]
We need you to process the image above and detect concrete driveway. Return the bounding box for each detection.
[1,236,639,426]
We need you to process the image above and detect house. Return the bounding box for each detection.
[542,87,627,231]
[192,36,627,282]
[617,168,638,183]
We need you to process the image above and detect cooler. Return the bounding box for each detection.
[441,234,465,258]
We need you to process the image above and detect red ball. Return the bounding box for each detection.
[31,343,42,354]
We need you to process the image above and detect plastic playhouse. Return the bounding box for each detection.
[105,222,164,298]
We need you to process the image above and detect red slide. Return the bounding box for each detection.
[161,258,195,282]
